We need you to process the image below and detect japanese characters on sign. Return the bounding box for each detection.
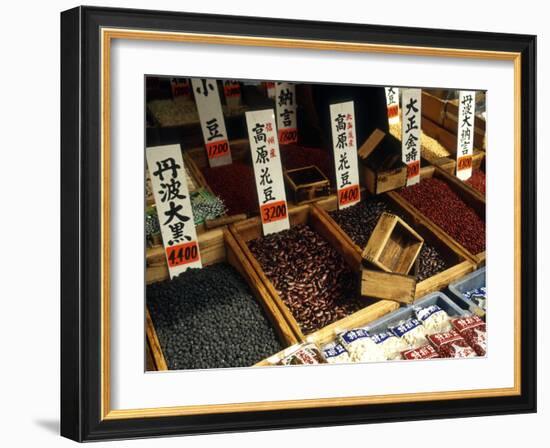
[223,80,242,113]
[146,144,202,277]
[275,82,298,145]
[191,78,232,167]
[329,101,361,209]
[456,90,476,180]
[170,77,191,99]
[245,109,290,235]
[385,87,400,125]
[401,89,422,186]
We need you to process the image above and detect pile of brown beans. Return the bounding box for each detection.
[329,198,449,282]
[248,225,364,335]
[398,178,485,254]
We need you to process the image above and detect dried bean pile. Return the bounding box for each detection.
[147,263,283,370]
[248,225,363,335]
[465,169,486,195]
[280,145,334,182]
[398,178,485,254]
[329,198,449,281]
[201,162,258,216]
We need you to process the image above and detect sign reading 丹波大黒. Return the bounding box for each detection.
[223,80,242,113]
[191,78,232,167]
[245,109,290,236]
[385,87,400,125]
[275,82,298,145]
[401,89,422,186]
[456,90,476,181]
[329,101,361,210]
[146,144,202,278]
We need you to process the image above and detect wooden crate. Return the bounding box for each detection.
[388,166,486,267]
[313,192,476,298]
[145,227,299,371]
[284,165,330,204]
[360,269,416,304]
[230,204,399,341]
[361,212,424,274]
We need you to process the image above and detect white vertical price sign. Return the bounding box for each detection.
[385,87,400,125]
[401,89,422,186]
[275,82,298,145]
[329,101,361,209]
[191,78,232,167]
[456,90,476,180]
[146,145,202,278]
[245,109,290,235]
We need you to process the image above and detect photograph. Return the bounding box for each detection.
[144,78,488,371]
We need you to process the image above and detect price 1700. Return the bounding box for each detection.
[206,140,230,159]
[166,241,200,267]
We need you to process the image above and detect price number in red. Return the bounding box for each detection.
[206,140,230,159]
[166,241,200,267]
[457,155,473,171]
[338,184,360,206]
[406,160,421,179]
[387,104,399,119]
[278,128,298,145]
[260,200,288,224]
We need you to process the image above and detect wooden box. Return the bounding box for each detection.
[361,212,424,274]
[313,192,476,299]
[360,269,417,304]
[230,204,399,341]
[389,166,486,267]
[358,129,407,195]
[145,228,299,371]
[284,165,330,204]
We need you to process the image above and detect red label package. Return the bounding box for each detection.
[427,330,477,358]
[452,315,487,356]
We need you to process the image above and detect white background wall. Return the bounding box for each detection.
[0,0,545,446]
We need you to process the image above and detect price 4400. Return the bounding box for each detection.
[166,241,200,267]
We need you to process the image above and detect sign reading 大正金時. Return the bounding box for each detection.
[329,101,361,209]
[146,144,202,278]
[191,78,232,167]
[401,89,422,186]
[245,109,290,236]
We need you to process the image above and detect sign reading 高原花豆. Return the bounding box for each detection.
[275,82,298,145]
[245,109,290,235]
[401,89,422,186]
[146,144,202,278]
[456,91,476,181]
[329,101,361,209]
[385,87,400,125]
[191,78,232,167]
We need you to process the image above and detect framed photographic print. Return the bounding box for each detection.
[60,6,536,442]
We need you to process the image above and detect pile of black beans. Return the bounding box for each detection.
[329,198,449,282]
[147,263,283,370]
[248,225,364,335]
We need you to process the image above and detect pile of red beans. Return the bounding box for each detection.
[398,178,485,255]
[465,169,486,195]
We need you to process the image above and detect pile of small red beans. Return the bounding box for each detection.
[398,178,485,254]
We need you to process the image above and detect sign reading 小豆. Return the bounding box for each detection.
[146,144,202,278]
[329,101,361,209]
[275,82,298,145]
[191,78,232,167]
[245,109,290,235]
[401,89,422,186]
[223,80,242,113]
[456,91,476,181]
[385,87,400,125]
[170,78,191,99]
